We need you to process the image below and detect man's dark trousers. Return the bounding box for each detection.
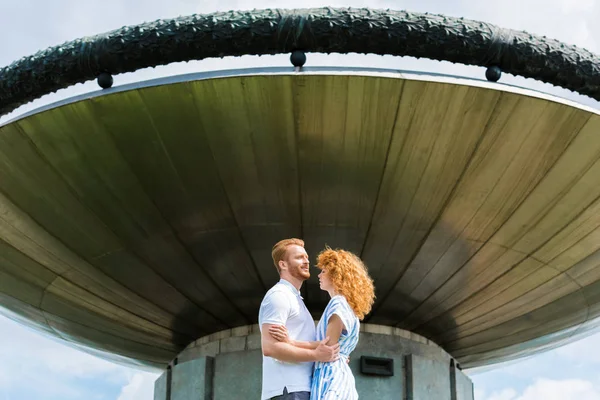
[270,387,310,400]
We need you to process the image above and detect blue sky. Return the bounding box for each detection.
[1,0,600,399]
[0,314,158,400]
[471,333,600,399]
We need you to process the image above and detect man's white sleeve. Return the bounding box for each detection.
[259,290,291,327]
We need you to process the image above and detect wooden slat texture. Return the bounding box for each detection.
[447,285,590,356]
[393,95,590,329]
[0,189,199,336]
[18,99,241,327]
[188,76,300,292]
[44,278,186,346]
[0,118,218,335]
[293,75,404,307]
[42,281,182,351]
[402,113,598,334]
[1,72,600,369]
[0,294,56,336]
[362,80,501,324]
[44,312,174,365]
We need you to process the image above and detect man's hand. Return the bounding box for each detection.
[313,337,340,362]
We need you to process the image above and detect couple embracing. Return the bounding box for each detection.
[259,238,376,400]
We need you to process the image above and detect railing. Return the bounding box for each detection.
[1,7,599,116]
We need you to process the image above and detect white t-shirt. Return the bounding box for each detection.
[258,279,316,400]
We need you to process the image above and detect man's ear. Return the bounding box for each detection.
[278,260,286,272]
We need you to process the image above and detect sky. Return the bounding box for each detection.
[0,0,599,399]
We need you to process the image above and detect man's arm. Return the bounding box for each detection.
[268,325,334,350]
[288,340,320,350]
[261,323,339,363]
[270,315,344,347]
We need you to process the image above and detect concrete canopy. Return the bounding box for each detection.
[1,68,599,369]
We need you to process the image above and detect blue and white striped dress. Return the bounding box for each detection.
[311,295,360,400]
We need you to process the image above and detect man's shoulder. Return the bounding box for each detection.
[258,283,298,327]
[260,283,293,305]
[263,282,291,297]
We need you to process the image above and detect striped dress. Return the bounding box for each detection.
[311,295,360,400]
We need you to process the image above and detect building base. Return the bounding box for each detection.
[154,324,474,400]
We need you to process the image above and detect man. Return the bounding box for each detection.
[259,238,339,400]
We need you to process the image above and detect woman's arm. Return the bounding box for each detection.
[269,314,346,348]
[324,314,344,346]
[262,324,339,362]
[268,325,321,349]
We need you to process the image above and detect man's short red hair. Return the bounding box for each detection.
[271,238,305,274]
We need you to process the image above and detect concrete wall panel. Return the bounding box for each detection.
[171,357,214,400]
[455,368,475,400]
[407,354,451,400]
[213,350,262,400]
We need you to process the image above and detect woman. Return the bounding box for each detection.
[269,247,376,400]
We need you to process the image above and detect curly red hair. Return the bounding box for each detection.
[317,248,375,320]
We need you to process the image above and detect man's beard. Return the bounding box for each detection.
[289,264,310,281]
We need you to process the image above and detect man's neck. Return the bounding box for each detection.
[281,275,303,291]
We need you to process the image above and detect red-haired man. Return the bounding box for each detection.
[259,238,339,400]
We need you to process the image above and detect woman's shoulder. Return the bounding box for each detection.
[328,296,360,331]
[328,295,353,313]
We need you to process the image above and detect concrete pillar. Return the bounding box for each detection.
[171,357,214,400]
[453,363,475,400]
[406,354,451,400]
[153,324,474,400]
[153,367,170,400]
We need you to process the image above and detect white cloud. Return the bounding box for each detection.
[480,379,600,400]
[519,379,600,400]
[0,314,121,380]
[117,372,159,400]
[0,314,157,399]
[557,0,596,14]
[486,388,518,400]
[556,330,600,365]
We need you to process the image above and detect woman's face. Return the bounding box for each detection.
[318,268,334,292]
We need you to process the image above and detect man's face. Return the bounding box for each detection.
[282,245,310,281]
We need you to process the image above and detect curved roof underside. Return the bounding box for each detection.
[1,69,600,370]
